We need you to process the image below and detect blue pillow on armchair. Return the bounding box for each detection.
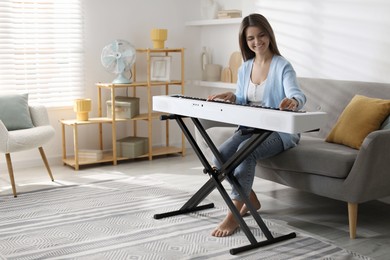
[0,93,34,131]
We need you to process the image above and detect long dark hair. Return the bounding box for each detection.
[239,13,281,61]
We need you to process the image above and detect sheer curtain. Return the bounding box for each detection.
[0,0,84,107]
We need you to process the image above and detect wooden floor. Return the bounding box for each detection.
[1,149,389,259]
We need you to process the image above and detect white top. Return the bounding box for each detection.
[247,79,266,105]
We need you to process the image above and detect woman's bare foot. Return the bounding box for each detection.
[211,214,239,237]
[240,190,261,216]
[212,200,243,237]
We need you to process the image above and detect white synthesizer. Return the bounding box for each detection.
[153,95,327,134]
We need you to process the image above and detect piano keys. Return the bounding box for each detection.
[153,95,327,134]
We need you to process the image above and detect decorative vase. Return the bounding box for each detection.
[201,46,211,80]
[150,29,168,49]
[205,64,222,82]
[74,98,92,121]
[201,0,218,20]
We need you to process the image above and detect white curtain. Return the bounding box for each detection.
[0,0,84,107]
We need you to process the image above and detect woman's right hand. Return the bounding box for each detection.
[207,92,236,103]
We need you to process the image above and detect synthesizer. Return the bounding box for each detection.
[153,95,327,134]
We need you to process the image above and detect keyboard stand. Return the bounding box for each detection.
[154,115,296,255]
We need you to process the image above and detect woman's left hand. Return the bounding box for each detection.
[279,98,298,111]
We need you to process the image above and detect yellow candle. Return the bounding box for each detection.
[74,99,92,121]
[150,29,168,49]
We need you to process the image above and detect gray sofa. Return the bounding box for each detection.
[195,77,390,239]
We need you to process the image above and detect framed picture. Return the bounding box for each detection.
[150,56,171,81]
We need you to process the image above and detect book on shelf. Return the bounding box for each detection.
[217,9,242,19]
[78,149,103,160]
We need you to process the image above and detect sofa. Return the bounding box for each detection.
[195,77,390,239]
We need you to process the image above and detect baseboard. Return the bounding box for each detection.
[0,155,63,171]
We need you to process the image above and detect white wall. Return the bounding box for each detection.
[254,0,390,83]
[3,0,390,170]
[209,0,390,83]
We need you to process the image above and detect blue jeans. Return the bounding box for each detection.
[213,129,284,201]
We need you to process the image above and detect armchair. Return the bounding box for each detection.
[0,94,55,197]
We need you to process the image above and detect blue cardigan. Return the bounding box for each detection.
[235,55,307,149]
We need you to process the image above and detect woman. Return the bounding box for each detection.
[208,13,306,237]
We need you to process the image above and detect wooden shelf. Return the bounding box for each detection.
[136,48,184,53]
[192,80,236,89]
[60,112,167,126]
[186,18,241,26]
[147,146,184,156]
[133,112,166,120]
[62,151,114,167]
[60,48,186,170]
[62,146,183,168]
[60,117,127,125]
[96,80,183,88]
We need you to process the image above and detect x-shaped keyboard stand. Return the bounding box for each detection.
[154,115,296,255]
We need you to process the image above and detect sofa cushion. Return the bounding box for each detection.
[381,115,390,130]
[0,93,34,131]
[325,95,390,149]
[259,136,358,179]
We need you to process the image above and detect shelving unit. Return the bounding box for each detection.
[185,18,241,26]
[60,48,185,170]
[194,80,235,89]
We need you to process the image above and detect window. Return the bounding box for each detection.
[0,0,84,107]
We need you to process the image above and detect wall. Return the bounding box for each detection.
[204,0,390,83]
[255,0,390,83]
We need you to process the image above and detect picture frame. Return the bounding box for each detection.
[150,56,171,81]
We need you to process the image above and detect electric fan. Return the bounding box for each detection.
[101,39,136,84]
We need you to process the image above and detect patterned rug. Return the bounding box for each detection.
[0,176,371,260]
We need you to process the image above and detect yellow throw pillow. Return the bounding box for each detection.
[325,95,390,149]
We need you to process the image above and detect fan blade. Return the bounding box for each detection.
[115,59,126,74]
[122,52,136,66]
[121,48,135,58]
[101,56,117,69]
[112,40,119,52]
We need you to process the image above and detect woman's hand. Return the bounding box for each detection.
[207,92,236,103]
[279,97,299,111]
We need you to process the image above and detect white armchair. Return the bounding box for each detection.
[0,103,55,197]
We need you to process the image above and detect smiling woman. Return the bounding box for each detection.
[0,0,84,107]
[207,13,306,238]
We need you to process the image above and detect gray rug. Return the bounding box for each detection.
[0,176,371,260]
